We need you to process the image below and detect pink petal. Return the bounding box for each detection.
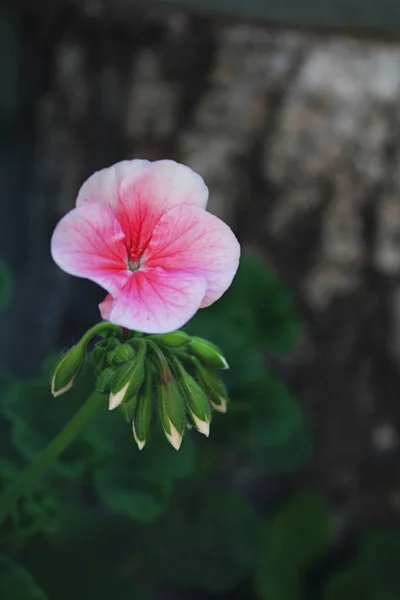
[122,159,209,210]
[76,159,150,208]
[76,159,208,212]
[142,204,240,308]
[99,268,207,333]
[51,203,130,295]
[115,159,209,251]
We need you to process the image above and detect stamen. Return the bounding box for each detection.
[128,245,143,272]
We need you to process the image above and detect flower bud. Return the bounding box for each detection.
[111,344,135,365]
[132,371,154,450]
[159,371,185,450]
[104,338,121,351]
[90,343,106,371]
[209,382,228,414]
[188,337,229,369]
[104,351,116,367]
[51,341,86,397]
[109,339,147,410]
[120,395,137,424]
[96,366,116,394]
[156,330,191,348]
[175,362,211,437]
[193,361,229,414]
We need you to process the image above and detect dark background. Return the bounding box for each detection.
[2,1,400,598]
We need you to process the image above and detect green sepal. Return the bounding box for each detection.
[159,374,186,451]
[188,337,229,369]
[175,361,211,436]
[132,370,154,450]
[110,344,135,365]
[121,395,138,423]
[109,339,147,409]
[90,343,106,371]
[192,360,229,413]
[95,367,116,394]
[155,330,191,348]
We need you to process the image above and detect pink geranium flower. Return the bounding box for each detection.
[51,159,240,333]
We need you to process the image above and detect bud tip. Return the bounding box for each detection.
[51,378,74,398]
[165,418,183,451]
[109,382,129,410]
[191,413,210,437]
[210,396,228,414]
[132,421,146,450]
[220,355,229,369]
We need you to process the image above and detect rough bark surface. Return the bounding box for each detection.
[3,1,400,529]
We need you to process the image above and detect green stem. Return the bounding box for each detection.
[81,321,121,345]
[0,391,104,526]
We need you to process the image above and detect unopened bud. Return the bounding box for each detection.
[156,330,191,348]
[109,339,146,410]
[209,392,228,414]
[176,363,211,437]
[96,367,116,394]
[90,344,106,371]
[159,371,185,450]
[132,371,154,450]
[104,351,115,367]
[193,361,229,414]
[121,395,138,423]
[104,338,121,351]
[51,341,86,397]
[188,337,229,369]
[111,344,135,365]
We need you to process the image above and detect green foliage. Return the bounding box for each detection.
[0,465,59,545]
[0,555,48,599]
[18,515,149,600]
[0,254,323,599]
[140,491,258,592]
[325,531,400,600]
[1,366,96,479]
[85,407,196,523]
[256,491,333,600]
[186,255,309,473]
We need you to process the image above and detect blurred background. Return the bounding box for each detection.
[1,1,400,599]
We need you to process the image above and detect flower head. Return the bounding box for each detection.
[51,159,240,333]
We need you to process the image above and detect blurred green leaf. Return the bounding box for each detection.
[187,255,304,475]
[210,372,311,473]
[256,491,333,600]
[0,458,60,545]
[85,407,196,523]
[246,375,313,472]
[0,260,13,312]
[360,531,400,585]
[229,255,300,353]
[325,568,370,600]
[325,530,400,600]
[141,491,258,592]
[19,522,149,600]
[256,425,314,474]
[247,375,304,448]
[1,364,97,478]
[0,555,48,599]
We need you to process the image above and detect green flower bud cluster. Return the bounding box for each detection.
[51,324,230,452]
